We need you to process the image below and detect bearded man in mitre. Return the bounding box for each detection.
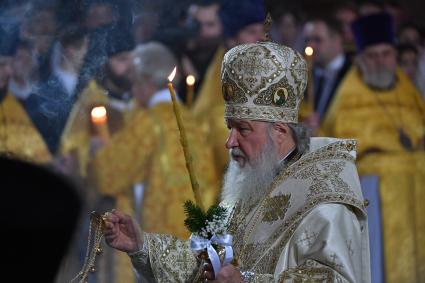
[103,41,371,282]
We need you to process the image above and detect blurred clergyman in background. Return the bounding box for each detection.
[192,0,266,176]
[398,44,425,96]
[0,23,51,163]
[322,13,425,283]
[186,0,223,86]
[59,25,135,177]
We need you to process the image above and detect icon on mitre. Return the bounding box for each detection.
[273,87,288,106]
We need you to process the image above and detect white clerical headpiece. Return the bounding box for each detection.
[221,41,307,123]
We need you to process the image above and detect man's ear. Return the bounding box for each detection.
[272,123,291,145]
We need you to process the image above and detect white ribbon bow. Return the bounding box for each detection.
[190,234,234,277]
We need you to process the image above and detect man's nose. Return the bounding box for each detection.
[225,129,238,149]
[375,52,391,67]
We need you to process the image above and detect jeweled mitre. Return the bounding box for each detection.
[221,41,307,123]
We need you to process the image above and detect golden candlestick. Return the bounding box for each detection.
[186,75,195,108]
[304,46,314,112]
[91,106,110,141]
[167,67,205,211]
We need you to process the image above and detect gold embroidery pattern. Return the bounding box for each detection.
[253,77,297,108]
[224,105,298,123]
[223,45,281,96]
[227,201,261,257]
[141,140,363,282]
[238,140,365,272]
[230,152,303,264]
[147,233,199,282]
[268,141,357,188]
[289,51,308,97]
[262,194,291,223]
[293,161,353,198]
[250,192,364,274]
[221,41,307,123]
[278,260,335,282]
[222,73,248,104]
[296,229,319,248]
[241,241,274,272]
[227,202,242,236]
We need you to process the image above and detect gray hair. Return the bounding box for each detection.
[132,42,178,88]
[266,122,310,155]
[288,123,310,155]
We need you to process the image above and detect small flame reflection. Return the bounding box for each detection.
[91,106,107,123]
[168,67,177,82]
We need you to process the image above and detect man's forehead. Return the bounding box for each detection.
[226,118,251,124]
[363,43,395,55]
[226,118,271,127]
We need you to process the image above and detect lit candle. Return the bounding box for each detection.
[304,46,314,112]
[186,75,196,108]
[167,67,204,211]
[91,106,110,141]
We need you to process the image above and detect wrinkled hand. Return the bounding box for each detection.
[103,209,142,253]
[202,262,242,283]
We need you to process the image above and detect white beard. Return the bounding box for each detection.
[358,59,395,89]
[221,140,280,207]
[364,69,395,89]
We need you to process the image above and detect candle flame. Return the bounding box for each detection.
[91,106,107,123]
[186,75,195,86]
[305,46,314,56]
[168,67,177,82]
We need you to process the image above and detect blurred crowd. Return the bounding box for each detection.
[0,0,424,282]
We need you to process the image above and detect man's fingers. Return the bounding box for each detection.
[104,211,119,223]
[204,270,215,280]
[104,218,120,236]
[203,262,213,272]
[104,221,114,229]
[202,263,215,281]
[111,209,133,224]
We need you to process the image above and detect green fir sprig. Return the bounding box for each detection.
[184,200,228,239]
